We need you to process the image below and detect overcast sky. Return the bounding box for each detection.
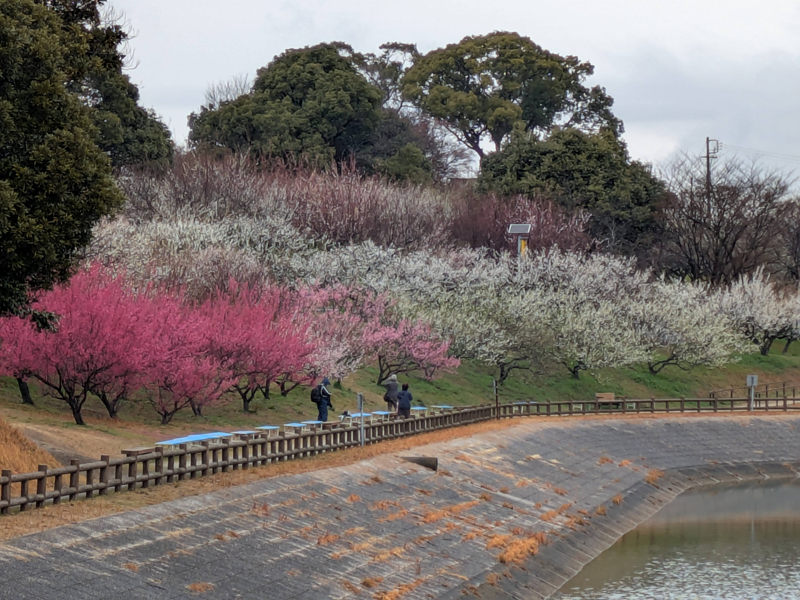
[112,0,800,174]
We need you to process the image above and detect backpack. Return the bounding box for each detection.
[310,385,322,404]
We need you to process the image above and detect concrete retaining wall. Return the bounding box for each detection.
[1,414,798,599]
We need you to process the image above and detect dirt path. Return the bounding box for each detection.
[8,422,156,466]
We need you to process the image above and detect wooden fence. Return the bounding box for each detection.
[709,380,800,400]
[2,397,799,514]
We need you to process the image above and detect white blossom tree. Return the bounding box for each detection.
[717,270,798,356]
[631,280,747,374]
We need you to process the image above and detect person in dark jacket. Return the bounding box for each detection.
[396,383,412,418]
[383,374,399,411]
[317,377,333,422]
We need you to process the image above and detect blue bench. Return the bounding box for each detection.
[155,432,232,447]
[255,425,280,437]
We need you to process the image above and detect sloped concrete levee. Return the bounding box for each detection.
[0,415,798,599]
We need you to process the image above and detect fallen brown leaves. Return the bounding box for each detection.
[421,500,481,524]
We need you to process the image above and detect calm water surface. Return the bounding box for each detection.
[557,478,800,599]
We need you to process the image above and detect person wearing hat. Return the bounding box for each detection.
[383,374,399,412]
[315,377,333,422]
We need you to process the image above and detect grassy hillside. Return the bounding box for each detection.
[2,343,800,462]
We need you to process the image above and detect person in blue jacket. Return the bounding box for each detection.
[312,377,333,422]
[396,383,412,419]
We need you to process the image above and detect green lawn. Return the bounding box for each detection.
[3,342,800,438]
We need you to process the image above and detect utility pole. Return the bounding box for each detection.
[705,137,719,195]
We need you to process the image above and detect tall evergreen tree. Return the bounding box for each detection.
[0,0,123,318]
[36,0,173,167]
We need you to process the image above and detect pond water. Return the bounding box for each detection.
[557,477,800,599]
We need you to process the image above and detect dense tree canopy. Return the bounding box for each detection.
[37,0,173,167]
[0,0,123,318]
[189,44,385,165]
[402,31,621,158]
[478,128,665,254]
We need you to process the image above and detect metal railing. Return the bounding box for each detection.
[2,397,798,514]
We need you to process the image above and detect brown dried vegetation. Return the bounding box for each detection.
[486,532,547,565]
[317,533,340,546]
[342,581,361,594]
[421,500,481,524]
[378,509,408,522]
[646,469,665,485]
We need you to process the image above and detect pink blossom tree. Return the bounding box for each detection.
[10,267,149,425]
[273,286,387,395]
[0,316,40,405]
[139,294,236,424]
[364,319,460,385]
[198,283,313,412]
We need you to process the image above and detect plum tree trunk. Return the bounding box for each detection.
[98,392,119,419]
[16,378,34,406]
[70,403,86,426]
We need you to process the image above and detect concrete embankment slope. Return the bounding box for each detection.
[1,415,799,599]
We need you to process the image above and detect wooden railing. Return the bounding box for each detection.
[709,380,800,399]
[2,397,798,514]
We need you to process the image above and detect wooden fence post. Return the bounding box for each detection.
[128,459,137,491]
[53,471,63,505]
[99,456,110,496]
[85,465,94,499]
[154,448,164,486]
[36,466,47,509]
[69,459,80,502]
[141,457,150,489]
[1,470,10,515]
[114,461,124,492]
[178,445,187,481]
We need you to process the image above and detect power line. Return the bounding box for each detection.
[719,142,800,165]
